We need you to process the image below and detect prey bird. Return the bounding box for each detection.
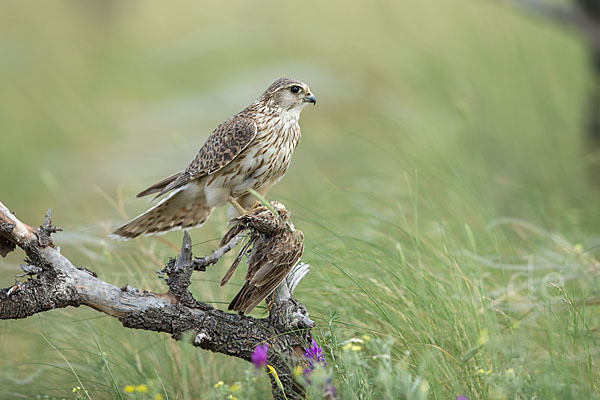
[219,202,304,315]
[110,78,315,240]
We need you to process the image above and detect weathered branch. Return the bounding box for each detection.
[0,201,313,399]
[192,234,244,271]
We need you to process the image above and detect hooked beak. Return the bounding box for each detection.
[304,94,316,105]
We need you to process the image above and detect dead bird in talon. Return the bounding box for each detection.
[109,78,315,240]
[220,202,304,315]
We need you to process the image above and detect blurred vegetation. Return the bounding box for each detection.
[1,0,599,399]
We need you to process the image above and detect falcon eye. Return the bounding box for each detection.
[290,85,301,94]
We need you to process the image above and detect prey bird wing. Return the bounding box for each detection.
[228,229,304,314]
[138,117,258,199]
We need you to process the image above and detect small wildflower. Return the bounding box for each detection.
[227,395,238,400]
[324,383,337,399]
[304,339,326,375]
[154,395,164,400]
[213,381,224,388]
[305,339,325,362]
[124,385,135,393]
[229,383,241,392]
[135,384,148,393]
[477,369,485,375]
[574,243,583,253]
[340,338,363,345]
[505,368,515,377]
[267,365,286,394]
[420,381,430,395]
[361,334,371,342]
[251,343,269,369]
[372,354,391,360]
[350,345,362,352]
[486,369,492,375]
[293,365,303,377]
[477,329,489,346]
[72,388,77,393]
[457,396,469,400]
[342,343,353,351]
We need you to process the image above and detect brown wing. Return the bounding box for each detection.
[228,230,304,314]
[141,116,257,199]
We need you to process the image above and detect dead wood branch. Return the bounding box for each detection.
[0,201,312,399]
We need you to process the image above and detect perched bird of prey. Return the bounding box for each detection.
[110,78,316,240]
[219,202,304,315]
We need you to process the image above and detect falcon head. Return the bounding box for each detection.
[260,78,316,111]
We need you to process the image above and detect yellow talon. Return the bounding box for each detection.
[229,197,248,215]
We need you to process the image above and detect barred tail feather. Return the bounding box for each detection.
[109,184,212,240]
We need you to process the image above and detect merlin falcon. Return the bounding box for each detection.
[110,78,316,240]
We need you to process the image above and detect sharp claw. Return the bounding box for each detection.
[229,197,248,215]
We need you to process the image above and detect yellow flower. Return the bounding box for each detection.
[267,365,285,394]
[342,343,353,351]
[361,335,371,342]
[477,369,485,375]
[135,384,148,393]
[351,345,362,352]
[293,365,303,377]
[477,329,489,346]
[124,385,135,393]
[227,395,238,400]
[574,243,583,253]
[72,388,78,393]
[155,394,164,400]
[486,369,492,375]
[214,381,224,388]
[229,383,241,392]
[419,381,429,394]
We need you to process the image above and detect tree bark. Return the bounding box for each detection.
[0,201,313,400]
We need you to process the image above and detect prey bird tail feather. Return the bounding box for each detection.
[227,265,287,314]
[110,184,213,240]
[220,238,254,286]
[228,281,253,314]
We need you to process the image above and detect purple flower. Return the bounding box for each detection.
[457,396,469,400]
[251,343,268,369]
[303,339,326,375]
[324,383,337,399]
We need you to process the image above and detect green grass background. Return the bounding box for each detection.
[1,0,599,399]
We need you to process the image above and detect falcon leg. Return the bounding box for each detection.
[228,197,248,215]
